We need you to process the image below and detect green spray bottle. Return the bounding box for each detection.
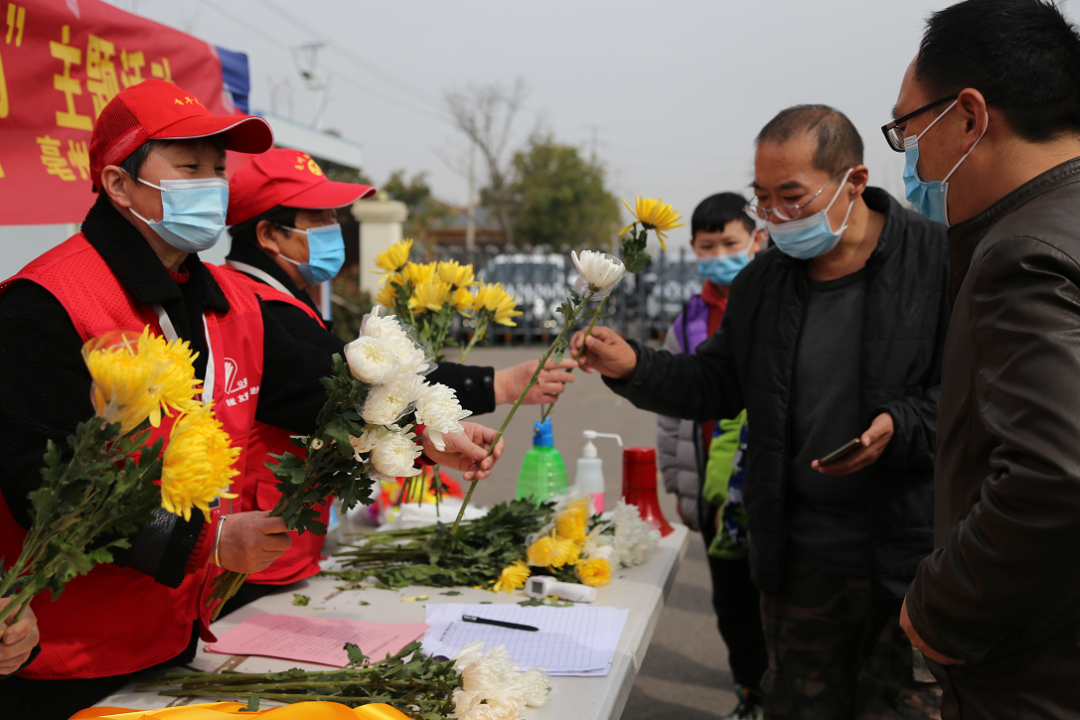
[515,418,568,503]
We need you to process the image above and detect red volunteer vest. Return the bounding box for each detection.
[216,263,329,585]
[0,235,264,679]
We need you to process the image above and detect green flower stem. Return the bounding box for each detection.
[450,293,593,537]
[458,312,493,365]
[539,293,609,423]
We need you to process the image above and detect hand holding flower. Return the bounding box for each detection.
[494,358,577,405]
[215,511,292,574]
[569,325,638,379]
[421,422,504,481]
[0,599,38,675]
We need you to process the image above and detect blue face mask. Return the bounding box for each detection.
[902,101,987,227]
[279,223,346,285]
[766,168,854,260]
[128,176,229,253]
[698,244,752,286]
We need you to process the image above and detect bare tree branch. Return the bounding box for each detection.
[443,78,529,246]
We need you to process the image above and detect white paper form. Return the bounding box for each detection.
[422,604,628,676]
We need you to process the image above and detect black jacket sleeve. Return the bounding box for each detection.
[253,302,334,434]
[426,362,497,417]
[907,236,1080,662]
[0,280,201,587]
[263,300,347,357]
[603,301,745,424]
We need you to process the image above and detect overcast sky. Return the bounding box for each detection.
[106,0,1080,242]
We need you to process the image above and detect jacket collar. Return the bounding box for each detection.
[80,194,230,313]
[946,156,1080,303]
[225,239,319,312]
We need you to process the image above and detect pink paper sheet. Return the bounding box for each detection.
[206,613,429,667]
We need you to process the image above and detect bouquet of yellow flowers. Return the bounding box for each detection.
[371,239,521,363]
[0,327,238,624]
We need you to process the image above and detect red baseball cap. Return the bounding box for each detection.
[227,148,377,225]
[89,79,273,188]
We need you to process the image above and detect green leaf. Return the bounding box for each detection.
[292,594,311,606]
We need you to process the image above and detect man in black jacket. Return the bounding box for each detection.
[889,2,1080,717]
[571,105,949,719]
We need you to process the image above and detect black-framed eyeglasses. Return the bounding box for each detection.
[881,93,959,153]
[744,168,850,223]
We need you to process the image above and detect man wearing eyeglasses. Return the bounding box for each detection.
[571,104,950,718]
[889,1,1080,717]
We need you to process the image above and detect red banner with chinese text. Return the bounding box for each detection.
[0,0,242,225]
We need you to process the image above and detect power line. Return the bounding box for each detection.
[197,0,450,125]
[249,0,439,111]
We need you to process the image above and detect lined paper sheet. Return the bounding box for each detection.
[206,613,428,667]
[422,604,628,676]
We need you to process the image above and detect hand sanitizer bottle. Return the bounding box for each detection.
[516,418,569,503]
[574,430,622,513]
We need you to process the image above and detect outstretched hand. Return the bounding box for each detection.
[568,326,637,379]
[495,358,577,405]
[422,421,505,481]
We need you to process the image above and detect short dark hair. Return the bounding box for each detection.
[915,0,1080,143]
[691,193,755,237]
[228,205,299,245]
[118,136,229,182]
[755,105,864,176]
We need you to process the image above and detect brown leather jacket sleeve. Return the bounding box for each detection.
[907,236,1080,662]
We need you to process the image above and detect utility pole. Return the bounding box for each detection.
[291,42,331,129]
[465,142,476,251]
[583,124,603,163]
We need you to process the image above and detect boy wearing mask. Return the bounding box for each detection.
[656,193,766,719]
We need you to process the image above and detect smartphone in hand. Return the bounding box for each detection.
[819,438,862,466]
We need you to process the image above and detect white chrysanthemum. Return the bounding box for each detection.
[455,705,501,720]
[514,668,552,707]
[414,382,472,451]
[611,500,660,567]
[452,690,484,715]
[361,373,423,426]
[349,425,422,478]
[453,641,488,670]
[344,336,402,385]
[572,249,626,299]
[483,689,524,719]
[459,662,501,694]
[361,307,411,343]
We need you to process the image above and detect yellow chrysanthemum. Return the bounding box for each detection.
[490,560,531,593]
[160,403,241,522]
[553,537,582,567]
[371,238,413,279]
[527,535,557,567]
[84,337,159,433]
[471,283,523,327]
[408,279,452,314]
[577,557,612,587]
[451,286,474,313]
[556,504,588,542]
[620,196,686,250]
[138,329,203,423]
[401,261,436,288]
[375,275,400,308]
[437,260,478,289]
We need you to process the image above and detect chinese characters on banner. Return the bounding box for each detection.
[0,0,246,225]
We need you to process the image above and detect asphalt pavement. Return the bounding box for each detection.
[450,346,741,719]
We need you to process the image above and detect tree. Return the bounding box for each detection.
[382,170,454,241]
[444,79,528,246]
[506,135,620,250]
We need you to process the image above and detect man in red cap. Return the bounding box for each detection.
[0,81,501,716]
[217,148,575,613]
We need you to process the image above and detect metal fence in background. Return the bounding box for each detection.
[412,244,703,347]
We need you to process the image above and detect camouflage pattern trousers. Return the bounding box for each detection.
[761,558,942,720]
